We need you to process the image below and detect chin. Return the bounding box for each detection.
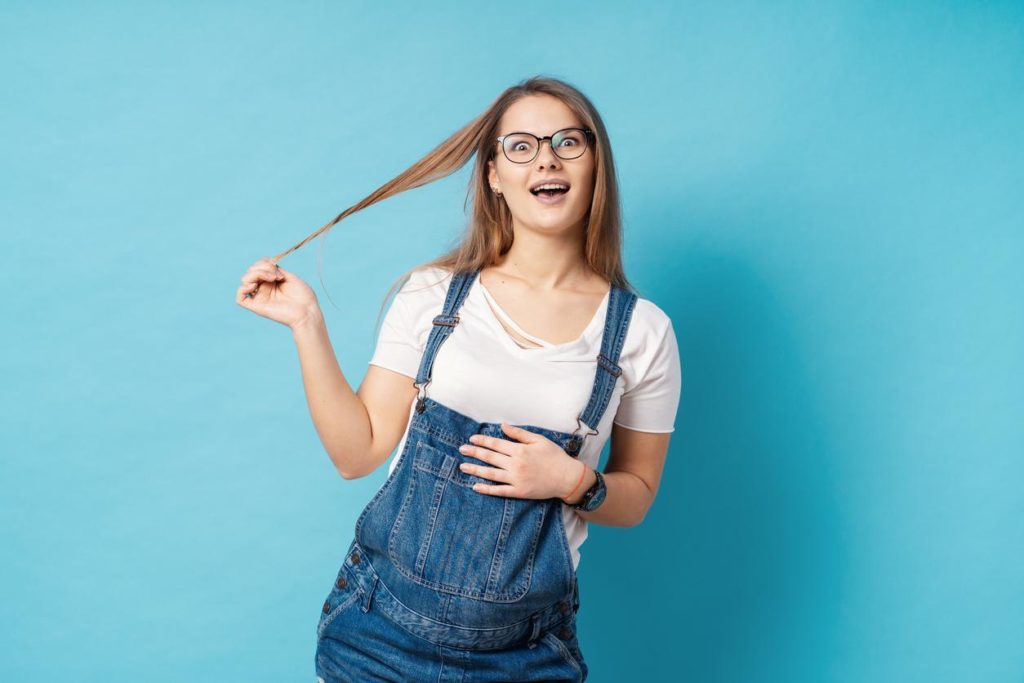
[527,213,587,233]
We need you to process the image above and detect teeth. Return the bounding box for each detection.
[532,183,568,192]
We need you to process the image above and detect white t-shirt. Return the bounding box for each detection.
[367,266,682,570]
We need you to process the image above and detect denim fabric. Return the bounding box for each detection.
[315,269,637,682]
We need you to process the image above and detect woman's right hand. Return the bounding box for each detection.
[235,257,320,329]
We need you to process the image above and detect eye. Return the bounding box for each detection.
[555,131,584,147]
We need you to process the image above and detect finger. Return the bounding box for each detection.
[470,482,519,498]
[500,421,540,443]
[237,278,270,301]
[246,259,274,274]
[245,258,283,275]
[243,265,282,280]
[467,433,517,457]
[236,283,258,305]
[238,281,261,297]
[458,462,510,483]
[458,443,499,464]
[462,441,517,463]
[241,267,285,285]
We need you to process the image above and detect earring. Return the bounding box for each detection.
[491,187,502,196]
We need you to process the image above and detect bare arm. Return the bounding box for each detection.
[567,422,671,527]
[291,310,417,479]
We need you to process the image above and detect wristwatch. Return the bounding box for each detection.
[572,469,607,512]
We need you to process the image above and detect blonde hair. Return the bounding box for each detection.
[268,75,635,334]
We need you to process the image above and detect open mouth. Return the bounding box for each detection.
[530,188,569,198]
[530,183,571,202]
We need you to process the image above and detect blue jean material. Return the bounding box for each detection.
[315,269,638,682]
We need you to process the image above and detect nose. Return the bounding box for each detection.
[536,138,561,167]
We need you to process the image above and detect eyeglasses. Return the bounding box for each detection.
[495,127,594,164]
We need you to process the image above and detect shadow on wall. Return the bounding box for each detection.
[579,202,848,682]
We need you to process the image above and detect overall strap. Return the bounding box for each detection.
[413,268,479,412]
[564,285,638,456]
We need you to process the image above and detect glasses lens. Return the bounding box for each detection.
[551,129,587,159]
[504,133,538,163]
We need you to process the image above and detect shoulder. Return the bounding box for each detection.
[403,265,453,290]
[393,265,454,305]
[624,294,675,347]
[616,293,678,382]
[611,294,681,401]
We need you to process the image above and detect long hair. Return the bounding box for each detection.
[268,75,633,335]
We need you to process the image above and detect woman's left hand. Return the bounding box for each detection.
[458,422,584,501]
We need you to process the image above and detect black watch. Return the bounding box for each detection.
[572,469,606,512]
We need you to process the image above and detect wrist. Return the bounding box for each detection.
[561,460,595,505]
[290,307,325,336]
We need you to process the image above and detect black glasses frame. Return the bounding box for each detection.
[495,127,595,164]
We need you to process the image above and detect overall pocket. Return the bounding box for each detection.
[387,438,547,601]
[315,565,363,639]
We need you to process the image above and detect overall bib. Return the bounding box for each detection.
[315,269,638,683]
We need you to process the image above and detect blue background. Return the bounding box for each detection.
[2,1,1021,681]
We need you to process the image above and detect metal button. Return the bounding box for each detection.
[350,552,361,565]
[564,438,580,455]
[322,600,331,613]
[335,576,347,589]
[559,626,573,640]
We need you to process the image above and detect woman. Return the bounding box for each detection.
[235,76,681,682]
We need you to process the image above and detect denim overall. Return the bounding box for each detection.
[315,269,638,683]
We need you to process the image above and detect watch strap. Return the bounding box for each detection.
[572,469,606,511]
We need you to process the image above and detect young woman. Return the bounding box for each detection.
[235,76,681,682]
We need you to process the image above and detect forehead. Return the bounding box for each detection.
[499,95,582,135]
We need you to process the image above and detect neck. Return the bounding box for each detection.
[497,221,589,291]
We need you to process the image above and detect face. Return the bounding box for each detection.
[487,94,595,237]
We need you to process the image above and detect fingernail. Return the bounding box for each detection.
[459,445,469,453]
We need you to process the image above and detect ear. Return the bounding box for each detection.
[487,159,498,189]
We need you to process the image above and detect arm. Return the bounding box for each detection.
[291,311,416,479]
[561,422,671,527]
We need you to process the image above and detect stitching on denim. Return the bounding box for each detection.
[316,586,362,638]
[386,442,539,601]
[552,501,577,595]
[386,457,419,573]
[386,509,537,602]
[414,458,451,576]
[409,419,463,449]
[412,442,476,489]
[579,289,638,431]
[486,493,515,594]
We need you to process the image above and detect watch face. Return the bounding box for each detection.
[579,471,607,511]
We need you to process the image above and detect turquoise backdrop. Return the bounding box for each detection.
[2,1,1021,681]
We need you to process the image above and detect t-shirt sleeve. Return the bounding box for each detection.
[367,269,434,379]
[612,317,682,433]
